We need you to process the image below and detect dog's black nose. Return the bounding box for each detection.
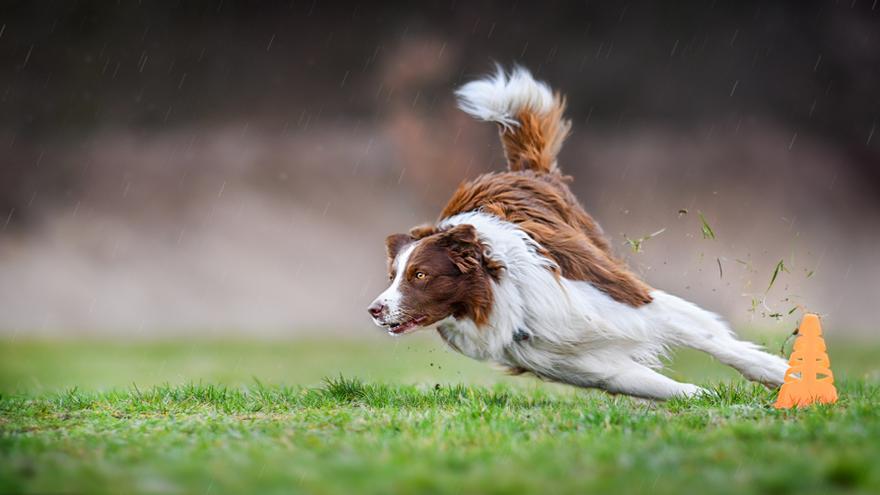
[368,301,385,318]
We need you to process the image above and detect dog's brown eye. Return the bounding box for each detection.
[415,271,427,280]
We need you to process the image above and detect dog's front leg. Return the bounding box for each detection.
[436,319,490,361]
[436,321,463,354]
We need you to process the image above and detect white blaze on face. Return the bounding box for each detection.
[371,242,418,323]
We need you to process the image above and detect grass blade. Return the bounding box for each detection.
[698,212,716,240]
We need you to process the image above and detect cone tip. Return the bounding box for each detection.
[799,313,822,337]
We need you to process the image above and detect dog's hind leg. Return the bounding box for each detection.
[598,361,706,401]
[559,356,705,401]
[682,332,788,388]
[651,292,788,387]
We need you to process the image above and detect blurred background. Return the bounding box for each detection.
[1,0,878,343]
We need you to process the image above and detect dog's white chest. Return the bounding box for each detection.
[437,318,567,373]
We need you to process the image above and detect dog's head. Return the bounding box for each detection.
[367,224,499,335]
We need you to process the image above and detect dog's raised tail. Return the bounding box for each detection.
[455,65,571,174]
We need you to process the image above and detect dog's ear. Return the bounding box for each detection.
[437,224,482,273]
[408,224,437,240]
[385,233,414,261]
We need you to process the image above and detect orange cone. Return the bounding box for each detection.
[774,313,838,409]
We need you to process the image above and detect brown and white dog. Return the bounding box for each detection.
[367,66,787,400]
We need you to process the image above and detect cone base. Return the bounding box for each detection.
[774,382,838,409]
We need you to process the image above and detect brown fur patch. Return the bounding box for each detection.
[440,171,653,307]
[499,95,571,173]
[385,233,414,270]
[408,224,438,240]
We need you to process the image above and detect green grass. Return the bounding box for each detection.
[1,335,879,495]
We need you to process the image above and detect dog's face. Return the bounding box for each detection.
[367,224,497,335]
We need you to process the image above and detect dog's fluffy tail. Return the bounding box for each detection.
[455,65,571,174]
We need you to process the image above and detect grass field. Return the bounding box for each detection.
[1,333,879,494]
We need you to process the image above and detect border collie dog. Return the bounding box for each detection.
[368,66,788,400]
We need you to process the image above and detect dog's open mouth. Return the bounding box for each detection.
[387,316,428,335]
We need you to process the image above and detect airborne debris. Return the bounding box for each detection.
[677,208,688,217]
[623,228,666,253]
[736,258,757,274]
[767,259,789,292]
[698,212,716,240]
[779,325,800,355]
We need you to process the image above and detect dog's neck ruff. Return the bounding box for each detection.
[437,211,569,360]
